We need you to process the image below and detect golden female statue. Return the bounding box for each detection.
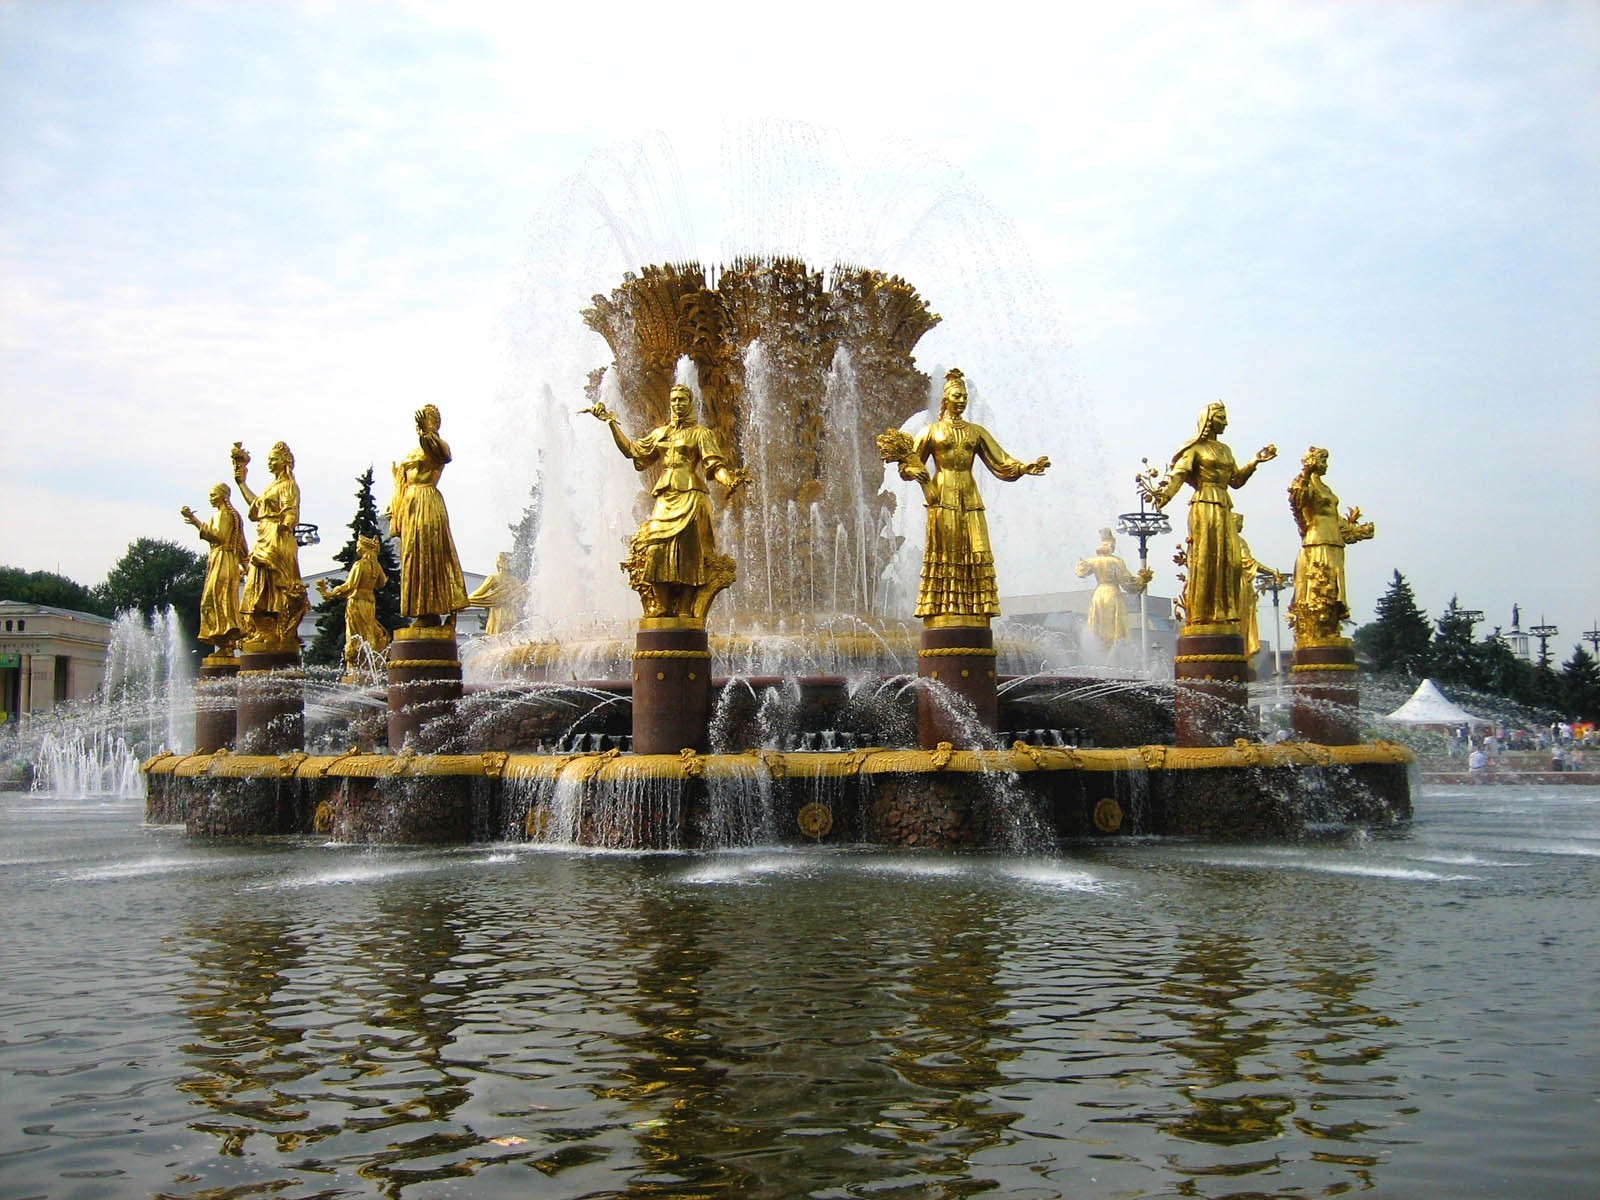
[316,534,392,668]
[180,482,248,655]
[586,383,748,620]
[388,405,468,627]
[234,442,309,652]
[1235,513,1285,664]
[1075,528,1152,650]
[1287,446,1374,645]
[467,551,526,635]
[1144,402,1275,629]
[880,368,1048,621]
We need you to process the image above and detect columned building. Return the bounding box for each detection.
[0,602,115,721]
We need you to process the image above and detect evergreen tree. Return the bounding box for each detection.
[307,468,401,666]
[1430,596,1477,689]
[1357,570,1431,676]
[1558,646,1600,722]
[506,477,543,582]
[1475,628,1531,699]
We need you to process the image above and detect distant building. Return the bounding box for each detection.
[0,601,115,720]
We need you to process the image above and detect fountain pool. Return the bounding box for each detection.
[2,782,1594,1197]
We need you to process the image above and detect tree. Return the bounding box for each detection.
[94,538,206,652]
[1559,646,1600,722]
[506,477,543,583]
[1355,570,1431,676]
[0,565,111,616]
[307,467,401,667]
[1430,596,1477,689]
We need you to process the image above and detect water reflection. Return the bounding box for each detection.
[593,861,1025,1197]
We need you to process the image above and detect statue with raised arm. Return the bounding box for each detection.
[1075,528,1152,650]
[388,404,468,627]
[234,441,309,653]
[586,383,747,621]
[877,368,1048,621]
[1287,446,1374,646]
[1141,402,1275,630]
[316,534,392,670]
[466,551,526,635]
[180,481,248,656]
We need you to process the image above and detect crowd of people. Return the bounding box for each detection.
[1459,722,1594,775]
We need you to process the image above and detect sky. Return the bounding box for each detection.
[2,0,1597,663]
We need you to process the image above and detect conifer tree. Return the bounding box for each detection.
[307,468,401,666]
[1558,646,1600,722]
[506,477,542,583]
[1357,570,1432,677]
[1430,596,1478,689]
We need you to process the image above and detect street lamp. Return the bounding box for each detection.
[1529,618,1559,667]
[1459,608,1484,634]
[1118,461,1172,677]
[1255,566,1290,698]
[1584,624,1599,655]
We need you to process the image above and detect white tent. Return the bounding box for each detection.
[1384,678,1479,725]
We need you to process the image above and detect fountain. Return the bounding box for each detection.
[141,256,1412,848]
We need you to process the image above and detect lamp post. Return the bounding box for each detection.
[1459,608,1484,636]
[1530,618,1559,668]
[1255,566,1289,700]
[1584,624,1599,655]
[1118,469,1172,677]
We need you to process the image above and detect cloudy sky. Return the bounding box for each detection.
[2,1,1597,660]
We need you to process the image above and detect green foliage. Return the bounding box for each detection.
[1429,596,1478,690]
[93,538,206,654]
[1356,570,1431,677]
[308,467,401,667]
[0,565,111,616]
[1559,646,1600,722]
[507,478,542,582]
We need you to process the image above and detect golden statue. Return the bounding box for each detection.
[180,482,248,656]
[1142,402,1275,631]
[467,551,526,635]
[388,405,468,627]
[1235,513,1284,663]
[586,383,748,621]
[1287,446,1374,645]
[1075,528,1152,650]
[316,534,392,669]
[877,368,1048,623]
[234,441,309,653]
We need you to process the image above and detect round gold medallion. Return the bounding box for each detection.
[1092,797,1124,834]
[796,802,834,840]
[312,799,333,835]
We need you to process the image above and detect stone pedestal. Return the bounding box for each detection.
[632,621,712,754]
[388,626,463,751]
[917,620,998,749]
[194,654,239,754]
[1291,639,1360,745]
[235,649,304,754]
[1173,627,1252,747]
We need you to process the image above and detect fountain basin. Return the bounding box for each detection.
[142,740,1413,849]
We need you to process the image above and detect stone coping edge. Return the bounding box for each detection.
[143,740,1413,782]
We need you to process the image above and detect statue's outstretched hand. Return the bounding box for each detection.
[1025,456,1050,475]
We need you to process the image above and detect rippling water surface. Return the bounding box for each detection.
[2,786,1596,1198]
